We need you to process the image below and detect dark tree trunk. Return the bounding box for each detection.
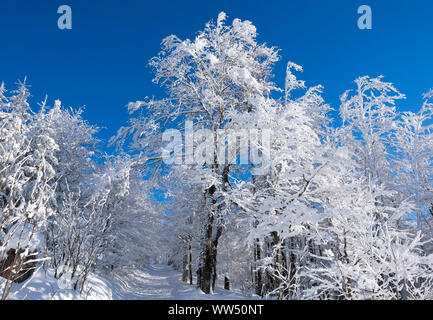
[262,235,274,296]
[211,226,223,292]
[288,237,297,298]
[281,238,289,299]
[197,218,223,294]
[188,243,193,285]
[197,212,214,294]
[198,160,229,294]
[271,231,282,299]
[254,238,263,297]
[224,276,230,291]
[182,253,189,283]
[197,184,223,294]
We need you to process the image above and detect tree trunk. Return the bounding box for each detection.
[182,242,193,284]
[263,235,274,296]
[197,213,214,294]
[288,237,297,298]
[211,226,223,292]
[224,276,230,291]
[281,238,289,299]
[188,243,193,285]
[271,231,282,299]
[182,253,189,283]
[197,159,229,294]
[254,238,263,297]
[197,218,223,294]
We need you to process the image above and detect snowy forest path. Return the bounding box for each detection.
[105,264,251,300]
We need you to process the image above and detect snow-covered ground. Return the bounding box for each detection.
[4,264,255,300]
[106,264,254,300]
[4,266,112,300]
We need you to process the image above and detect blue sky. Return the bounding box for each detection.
[1,0,432,145]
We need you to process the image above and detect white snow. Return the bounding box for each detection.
[106,264,255,300]
[4,264,255,300]
[4,267,112,300]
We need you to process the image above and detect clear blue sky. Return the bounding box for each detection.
[1,0,432,144]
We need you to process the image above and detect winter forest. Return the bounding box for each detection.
[2,11,433,300]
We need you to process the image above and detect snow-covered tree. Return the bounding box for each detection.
[299,81,433,300]
[115,11,280,294]
[0,81,59,298]
[339,76,405,185]
[391,89,433,224]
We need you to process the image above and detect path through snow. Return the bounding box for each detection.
[105,264,253,300]
[6,264,256,300]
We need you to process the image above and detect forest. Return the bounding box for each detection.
[1,12,433,300]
